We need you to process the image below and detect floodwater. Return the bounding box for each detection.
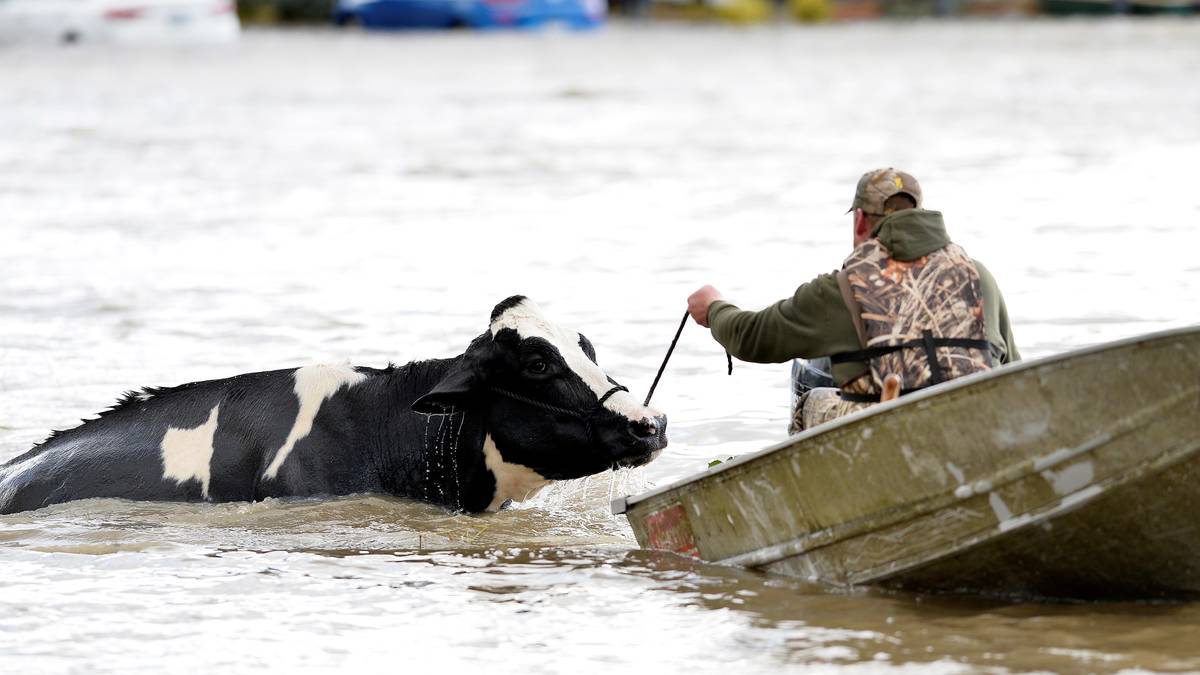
[3,19,1200,673]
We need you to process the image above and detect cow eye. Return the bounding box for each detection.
[527,360,548,375]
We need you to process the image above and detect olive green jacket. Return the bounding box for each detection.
[707,209,1020,386]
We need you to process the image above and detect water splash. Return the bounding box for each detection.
[521,467,652,518]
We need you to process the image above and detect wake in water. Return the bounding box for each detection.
[0,464,656,556]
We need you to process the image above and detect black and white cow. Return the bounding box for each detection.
[0,296,667,515]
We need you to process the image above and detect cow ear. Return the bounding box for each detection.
[412,364,478,414]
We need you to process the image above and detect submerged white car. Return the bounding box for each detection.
[0,0,240,44]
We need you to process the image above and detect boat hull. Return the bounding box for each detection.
[615,327,1200,600]
[871,446,1200,599]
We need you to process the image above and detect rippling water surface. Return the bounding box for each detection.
[2,20,1200,673]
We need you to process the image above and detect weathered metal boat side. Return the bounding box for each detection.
[614,327,1200,600]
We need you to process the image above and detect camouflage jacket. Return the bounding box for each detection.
[837,237,991,396]
[707,209,1020,386]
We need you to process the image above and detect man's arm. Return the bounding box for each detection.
[997,292,1020,363]
[974,260,1020,363]
[687,274,861,365]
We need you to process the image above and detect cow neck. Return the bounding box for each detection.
[415,409,492,513]
[369,360,494,512]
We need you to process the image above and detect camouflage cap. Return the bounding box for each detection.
[848,168,923,215]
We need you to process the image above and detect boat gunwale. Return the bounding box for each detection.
[614,323,1200,515]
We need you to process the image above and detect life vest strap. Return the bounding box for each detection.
[837,388,927,403]
[829,336,992,365]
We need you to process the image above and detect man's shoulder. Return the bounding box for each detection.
[970,258,999,284]
[793,271,842,300]
[786,271,854,321]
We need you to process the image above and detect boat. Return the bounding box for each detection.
[612,326,1200,601]
[0,0,239,45]
[331,0,605,29]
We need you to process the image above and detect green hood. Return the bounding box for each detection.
[870,209,950,261]
[705,205,1019,382]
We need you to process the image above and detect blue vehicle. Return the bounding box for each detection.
[332,0,605,29]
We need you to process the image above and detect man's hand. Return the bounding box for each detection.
[687,285,725,328]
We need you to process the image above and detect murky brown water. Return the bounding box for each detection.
[3,20,1200,673]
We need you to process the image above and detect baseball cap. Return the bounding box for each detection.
[847,168,923,215]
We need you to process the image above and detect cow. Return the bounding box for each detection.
[0,296,668,515]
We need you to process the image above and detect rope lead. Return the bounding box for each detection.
[643,311,733,408]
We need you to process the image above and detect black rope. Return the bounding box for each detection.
[643,311,733,408]
[643,312,688,407]
[488,386,585,419]
[489,383,629,447]
[596,385,625,409]
[488,383,629,420]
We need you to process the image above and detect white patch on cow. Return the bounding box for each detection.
[490,299,663,424]
[161,404,220,499]
[482,434,550,512]
[262,363,367,480]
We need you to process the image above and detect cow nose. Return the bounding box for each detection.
[628,417,660,440]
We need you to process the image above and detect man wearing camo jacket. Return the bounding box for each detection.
[687,168,1020,433]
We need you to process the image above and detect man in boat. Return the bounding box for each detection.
[686,168,1020,433]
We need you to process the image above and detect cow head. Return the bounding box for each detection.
[412,296,668,483]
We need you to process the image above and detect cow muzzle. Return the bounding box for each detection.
[614,414,668,468]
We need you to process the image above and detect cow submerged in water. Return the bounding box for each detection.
[0,297,668,515]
